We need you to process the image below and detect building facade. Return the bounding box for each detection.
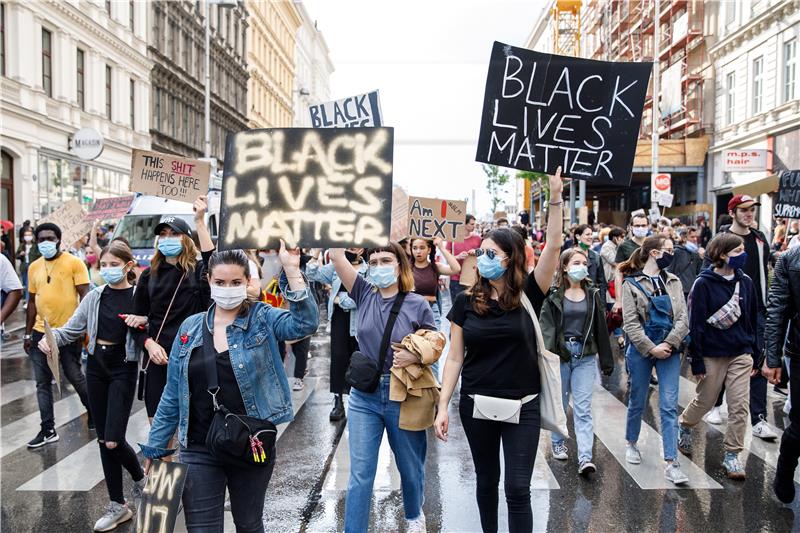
[1,0,151,229]
[246,0,300,129]
[148,0,248,163]
[293,2,334,127]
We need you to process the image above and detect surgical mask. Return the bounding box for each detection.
[210,284,247,310]
[632,227,649,239]
[567,265,589,282]
[157,237,183,257]
[100,266,126,285]
[369,266,398,288]
[655,252,674,270]
[728,251,748,270]
[23,235,32,243]
[86,254,98,265]
[38,241,58,259]
[477,253,506,281]
[684,242,698,253]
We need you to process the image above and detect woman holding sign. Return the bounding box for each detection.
[410,237,461,329]
[434,169,564,533]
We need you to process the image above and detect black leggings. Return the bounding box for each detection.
[87,345,144,504]
[290,336,311,379]
[459,394,541,533]
[330,306,359,395]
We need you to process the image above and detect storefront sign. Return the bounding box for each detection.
[37,199,93,248]
[407,196,466,242]
[130,150,210,203]
[70,128,104,161]
[476,42,652,185]
[219,127,395,249]
[309,90,383,128]
[723,149,767,172]
[83,195,135,222]
[135,460,188,533]
[774,170,800,218]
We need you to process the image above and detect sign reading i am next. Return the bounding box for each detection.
[476,42,652,185]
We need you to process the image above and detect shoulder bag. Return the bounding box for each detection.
[706,281,741,330]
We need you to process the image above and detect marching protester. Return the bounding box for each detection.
[600,226,626,347]
[15,225,38,307]
[126,197,214,424]
[410,237,461,329]
[448,214,482,302]
[328,243,437,533]
[677,233,759,480]
[668,226,703,301]
[541,248,613,475]
[24,222,93,447]
[140,245,318,532]
[306,247,367,420]
[618,235,690,485]
[572,224,607,305]
[39,240,147,530]
[435,169,564,533]
[612,210,650,312]
[1,253,23,336]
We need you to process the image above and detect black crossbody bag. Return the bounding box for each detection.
[345,292,406,393]
[202,318,277,468]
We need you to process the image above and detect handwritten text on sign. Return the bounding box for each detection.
[130,150,210,203]
[219,128,394,249]
[135,460,188,533]
[83,195,134,222]
[476,42,652,185]
[775,170,800,218]
[408,196,466,242]
[310,90,383,128]
[38,199,93,248]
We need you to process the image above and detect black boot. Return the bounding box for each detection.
[329,394,346,422]
[774,444,797,504]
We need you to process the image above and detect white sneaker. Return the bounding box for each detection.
[705,406,723,425]
[93,501,132,531]
[552,442,568,460]
[626,443,642,464]
[406,510,427,533]
[752,419,778,440]
[291,377,304,391]
[665,461,689,485]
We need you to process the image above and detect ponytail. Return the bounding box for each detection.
[617,235,667,276]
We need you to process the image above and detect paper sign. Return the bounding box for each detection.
[390,186,410,242]
[476,42,652,185]
[38,199,93,248]
[43,320,61,396]
[219,127,395,249]
[493,211,508,220]
[130,149,210,203]
[135,460,188,533]
[648,206,661,224]
[83,195,135,222]
[309,90,383,128]
[774,170,800,218]
[459,255,478,287]
[658,192,674,208]
[407,197,466,242]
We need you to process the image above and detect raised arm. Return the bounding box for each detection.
[434,237,461,276]
[534,167,564,294]
[329,248,359,293]
[194,195,215,253]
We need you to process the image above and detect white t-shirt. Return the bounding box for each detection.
[0,254,23,293]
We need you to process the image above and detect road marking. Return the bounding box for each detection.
[277,377,320,442]
[0,380,36,406]
[0,393,87,458]
[591,384,722,490]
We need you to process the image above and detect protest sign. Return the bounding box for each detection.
[493,211,508,220]
[310,90,383,128]
[43,320,60,396]
[38,199,93,248]
[130,149,210,203]
[407,196,466,242]
[459,255,478,287]
[774,170,800,218]
[135,460,188,533]
[658,192,674,208]
[219,127,395,249]
[476,41,652,185]
[390,186,409,241]
[83,195,134,222]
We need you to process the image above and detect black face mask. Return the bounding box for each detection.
[345,251,360,263]
[655,253,673,270]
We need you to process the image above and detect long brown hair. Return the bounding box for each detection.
[556,248,590,290]
[618,235,667,276]
[208,248,252,317]
[366,242,415,292]
[150,233,198,276]
[100,240,137,285]
[467,228,527,315]
[706,233,744,268]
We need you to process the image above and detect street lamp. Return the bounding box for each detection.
[205,0,237,159]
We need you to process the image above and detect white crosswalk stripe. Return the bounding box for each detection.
[0,392,87,458]
[0,380,36,406]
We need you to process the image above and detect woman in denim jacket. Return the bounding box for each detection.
[140,244,318,533]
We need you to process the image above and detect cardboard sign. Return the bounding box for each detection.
[775,170,800,218]
[309,90,383,128]
[135,460,188,533]
[476,42,652,185]
[219,128,395,249]
[130,149,210,203]
[83,195,135,222]
[493,211,508,220]
[459,255,478,287]
[407,197,466,242]
[390,186,410,242]
[43,320,61,396]
[38,199,93,248]
[658,192,674,208]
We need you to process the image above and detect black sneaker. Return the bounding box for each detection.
[27,429,59,448]
[329,395,346,422]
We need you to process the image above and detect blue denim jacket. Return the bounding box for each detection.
[139,273,319,459]
[306,260,367,337]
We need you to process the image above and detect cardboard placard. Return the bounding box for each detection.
[309,90,383,128]
[476,42,652,185]
[658,192,674,208]
[38,199,93,248]
[43,320,61,396]
[775,170,800,218]
[83,195,135,222]
[135,460,188,533]
[390,186,410,242]
[130,149,210,203]
[493,211,508,220]
[219,128,395,249]
[459,255,478,287]
[407,197,466,242]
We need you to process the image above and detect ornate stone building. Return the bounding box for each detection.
[293,1,334,127]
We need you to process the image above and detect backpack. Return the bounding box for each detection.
[625,277,674,346]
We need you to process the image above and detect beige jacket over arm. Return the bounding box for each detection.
[621,271,689,356]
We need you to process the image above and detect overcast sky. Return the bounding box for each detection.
[304,0,544,218]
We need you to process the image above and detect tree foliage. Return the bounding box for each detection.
[482,164,510,213]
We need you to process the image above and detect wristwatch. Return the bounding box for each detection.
[23,334,32,340]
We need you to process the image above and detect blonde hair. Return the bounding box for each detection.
[150,233,198,276]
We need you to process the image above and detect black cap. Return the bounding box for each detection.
[153,216,192,236]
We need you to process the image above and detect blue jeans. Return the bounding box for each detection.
[625,344,681,461]
[345,376,427,532]
[552,342,598,462]
[429,302,441,379]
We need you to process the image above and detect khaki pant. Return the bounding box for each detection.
[679,354,752,453]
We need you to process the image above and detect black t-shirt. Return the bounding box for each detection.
[187,346,247,444]
[447,274,545,399]
[739,231,767,308]
[97,286,135,344]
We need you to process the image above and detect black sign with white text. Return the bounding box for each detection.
[775,170,800,218]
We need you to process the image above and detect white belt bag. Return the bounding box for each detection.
[470,394,538,424]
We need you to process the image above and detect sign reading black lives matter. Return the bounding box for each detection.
[476,42,652,185]
[774,170,800,218]
[219,128,394,249]
[309,91,383,128]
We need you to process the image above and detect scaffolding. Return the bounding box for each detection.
[552,0,582,57]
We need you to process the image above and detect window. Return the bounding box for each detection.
[725,1,736,27]
[154,87,161,129]
[786,39,797,103]
[182,103,188,142]
[42,29,52,97]
[170,95,176,138]
[106,0,111,13]
[129,0,134,31]
[1,3,5,76]
[105,65,112,120]
[752,56,763,115]
[726,72,735,125]
[76,49,85,109]
[129,78,135,129]
[183,32,190,69]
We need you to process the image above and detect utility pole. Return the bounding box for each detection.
[651,0,661,213]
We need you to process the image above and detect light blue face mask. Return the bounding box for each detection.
[157,237,183,257]
[100,266,125,285]
[684,242,698,253]
[369,266,398,288]
[477,253,506,280]
[567,265,589,282]
[38,241,58,259]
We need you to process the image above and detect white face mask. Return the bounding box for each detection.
[210,284,247,310]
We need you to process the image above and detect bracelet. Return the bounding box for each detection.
[548,200,563,206]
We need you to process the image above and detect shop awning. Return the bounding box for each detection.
[664,203,713,217]
[732,174,779,197]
